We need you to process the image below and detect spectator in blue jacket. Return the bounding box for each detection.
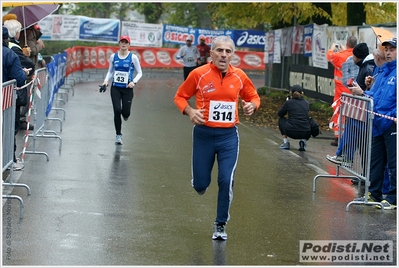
[3,26,30,171]
[350,37,397,210]
[2,26,26,87]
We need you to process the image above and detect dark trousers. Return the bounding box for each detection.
[369,123,397,204]
[183,66,197,81]
[278,117,311,140]
[336,118,365,159]
[192,125,239,223]
[14,105,21,162]
[110,85,134,136]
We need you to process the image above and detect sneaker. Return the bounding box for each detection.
[376,200,397,210]
[13,158,25,171]
[326,154,344,164]
[330,138,338,146]
[353,192,376,203]
[123,117,129,121]
[212,222,227,240]
[298,140,306,151]
[279,142,290,150]
[197,189,206,195]
[115,135,123,145]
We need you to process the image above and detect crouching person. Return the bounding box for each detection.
[278,84,311,151]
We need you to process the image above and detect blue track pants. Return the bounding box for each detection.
[191,125,239,223]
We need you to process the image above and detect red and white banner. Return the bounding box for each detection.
[2,84,14,111]
[341,95,368,122]
[65,46,265,76]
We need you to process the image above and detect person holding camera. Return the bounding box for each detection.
[326,36,358,146]
[278,85,311,151]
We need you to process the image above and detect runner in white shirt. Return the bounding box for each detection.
[176,36,200,80]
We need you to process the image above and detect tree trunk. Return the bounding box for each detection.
[347,3,366,26]
[194,3,212,29]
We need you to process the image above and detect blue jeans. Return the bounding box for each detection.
[336,118,365,160]
[192,125,239,223]
[369,123,397,204]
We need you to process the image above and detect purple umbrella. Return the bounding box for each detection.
[7,4,60,40]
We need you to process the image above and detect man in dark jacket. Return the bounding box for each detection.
[352,42,376,90]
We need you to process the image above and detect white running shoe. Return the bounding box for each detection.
[13,158,25,171]
[115,135,123,145]
[212,222,227,240]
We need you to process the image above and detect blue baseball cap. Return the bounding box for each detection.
[382,37,397,48]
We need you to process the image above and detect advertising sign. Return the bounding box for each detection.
[79,16,120,43]
[233,29,266,49]
[121,21,163,47]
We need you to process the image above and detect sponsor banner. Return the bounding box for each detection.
[292,25,304,54]
[281,27,293,57]
[163,24,197,45]
[79,16,120,43]
[38,15,119,43]
[38,15,80,41]
[300,240,394,263]
[312,23,328,69]
[267,30,275,64]
[65,46,265,74]
[233,29,266,49]
[47,52,67,116]
[272,29,282,64]
[196,28,233,46]
[303,24,313,57]
[263,32,269,64]
[121,21,163,47]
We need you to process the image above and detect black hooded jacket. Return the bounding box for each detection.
[355,54,376,91]
[8,37,35,77]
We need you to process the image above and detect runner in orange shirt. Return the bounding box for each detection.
[326,35,357,146]
[174,36,260,240]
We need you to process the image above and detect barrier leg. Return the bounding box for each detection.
[2,195,25,219]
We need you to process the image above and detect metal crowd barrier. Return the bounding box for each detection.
[20,68,62,161]
[2,80,31,219]
[313,93,384,211]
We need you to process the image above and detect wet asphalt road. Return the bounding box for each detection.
[2,69,397,266]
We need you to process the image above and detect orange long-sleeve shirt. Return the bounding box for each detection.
[326,48,354,102]
[326,48,354,85]
[174,63,261,128]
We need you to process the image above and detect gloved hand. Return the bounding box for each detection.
[99,84,107,93]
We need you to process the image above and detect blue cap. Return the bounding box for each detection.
[382,37,397,48]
